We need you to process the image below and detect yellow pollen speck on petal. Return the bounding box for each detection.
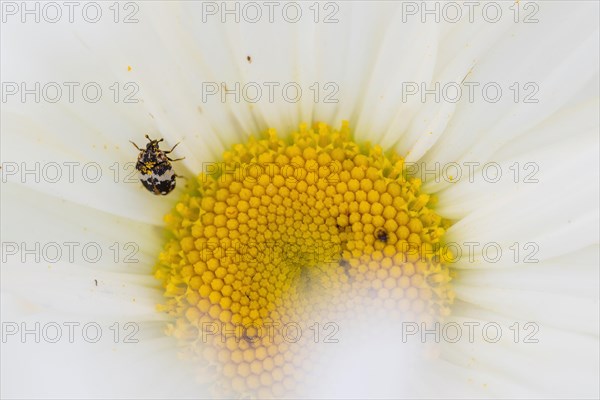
[154,122,454,398]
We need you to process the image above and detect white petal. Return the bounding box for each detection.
[422,2,598,168]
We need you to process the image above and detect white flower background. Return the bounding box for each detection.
[1,1,598,399]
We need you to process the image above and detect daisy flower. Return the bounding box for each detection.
[1,1,598,398]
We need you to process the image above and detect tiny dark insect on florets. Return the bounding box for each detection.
[130,135,184,195]
[375,228,388,243]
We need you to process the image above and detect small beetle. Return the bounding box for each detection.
[375,228,388,243]
[130,135,184,195]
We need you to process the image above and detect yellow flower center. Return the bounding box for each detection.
[155,121,455,398]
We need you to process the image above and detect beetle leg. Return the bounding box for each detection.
[130,141,142,151]
[164,142,180,154]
